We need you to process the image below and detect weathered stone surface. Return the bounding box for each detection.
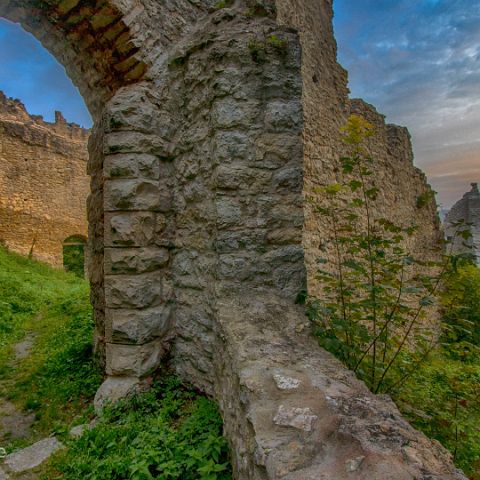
[105,212,160,247]
[213,293,465,480]
[93,376,141,412]
[445,183,480,264]
[0,467,8,480]
[0,0,462,479]
[273,405,318,432]
[4,438,64,473]
[105,305,172,344]
[104,272,163,309]
[104,247,169,274]
[273,374,301,391]
[106,338,168,376]
[0,92,89,266]
[104,154,160,180]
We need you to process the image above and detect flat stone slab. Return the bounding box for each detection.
[4,438,64,473]
[13,334,35,361]
[0,401,35,441]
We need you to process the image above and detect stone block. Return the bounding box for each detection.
[104,246,169,274]
[104,131,172,157]
[105,338,167,376]
[105,211,158,246]
[264,101,302,132]
[104,153,160,179]
[254,133,303,169]
[215,165,271,191]
[215,229,267,253]
[215,197,242,228]
[218,252,269,282]
[106,86,162,134]
[264,245,304,266]
[272,166,303,191]
[105,178,171,212]
[272,263,306,299]
[212,98,259,129]
[266,227,302,245]
[105,272,162,309]
[214,131,253,163]
[93,376,141,412]
[105,305,172,344]
[171,250,211,290]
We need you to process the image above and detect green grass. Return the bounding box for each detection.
[394,351,480,479]
[46,377,232,480]
[0,246,232,479]
[0,246,101,447]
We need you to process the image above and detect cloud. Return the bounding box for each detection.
[0,4,478,207]
[334,0,480,208]
[0,18,92,127]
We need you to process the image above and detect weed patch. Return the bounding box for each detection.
[48,377,232,480]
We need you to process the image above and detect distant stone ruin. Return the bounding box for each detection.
[0,92,89,266]
[0,0,465,478]
[445,183,480,263]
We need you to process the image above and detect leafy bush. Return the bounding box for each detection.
[442,263,480,357]
[307,117,480,477]
[49,377,232,480]
[394,348,480,477]
[306,114,442,393]
[63,243,85,278]
[393,264,480,478]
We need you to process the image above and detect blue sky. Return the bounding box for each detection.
[1,1,479,207]
[333,0,480,208]
[0,18,91,127]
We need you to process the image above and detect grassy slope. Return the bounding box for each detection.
[0,247,231,479]
[0,246,100,447]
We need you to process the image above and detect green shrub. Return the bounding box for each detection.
[63,243,85,277]
[307,117,480,477]
[442,263,480,356]
[395,352,480,478]
[49,377,232,480]
[306,114,442,394]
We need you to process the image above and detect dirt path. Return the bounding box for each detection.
[0,333,37,443]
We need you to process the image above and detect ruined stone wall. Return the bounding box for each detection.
[348,100,442,258]
[0,1,465,478]
[275,1,442,294]
[0,92,89,266]
[445,183,480,263]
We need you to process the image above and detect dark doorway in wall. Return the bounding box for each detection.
[63,235,86,277]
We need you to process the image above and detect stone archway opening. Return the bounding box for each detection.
[63,234,87,277]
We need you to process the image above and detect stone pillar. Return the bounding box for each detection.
[99,84,175,389]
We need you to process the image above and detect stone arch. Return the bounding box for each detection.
[0,2,467,479]
[0,0,148,118]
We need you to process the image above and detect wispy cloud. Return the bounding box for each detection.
[334,0,480,208]
[0,18,92,127]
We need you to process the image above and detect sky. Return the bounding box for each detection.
[333,0,480,209]
[0,18,91,128]
[0,2,479,208]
